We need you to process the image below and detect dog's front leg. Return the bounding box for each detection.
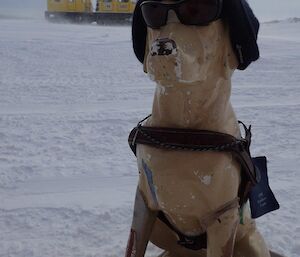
[125,188,158,257]
[234,227,271,257]
[206,208,239,257]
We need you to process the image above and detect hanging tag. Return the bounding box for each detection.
[249,156,280,219]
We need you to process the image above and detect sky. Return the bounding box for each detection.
[249,0,300,21]
[0,0,299,21]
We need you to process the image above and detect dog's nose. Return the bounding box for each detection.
[150,38,177,56]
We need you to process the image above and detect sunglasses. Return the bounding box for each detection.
[140,0,223,29]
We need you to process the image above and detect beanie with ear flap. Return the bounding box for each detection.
[131,0,260,70]
[132,0,148,64]
[222,0,260,70]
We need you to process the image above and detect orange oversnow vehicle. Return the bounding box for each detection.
[45,0,136,24]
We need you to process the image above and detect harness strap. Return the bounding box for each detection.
[201,197,240,230]
[128,118,257,204]
[157,211,207,250]
[129,125,246,153]
[157,197,239,250]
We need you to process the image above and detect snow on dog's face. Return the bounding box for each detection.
[144,11,237,87]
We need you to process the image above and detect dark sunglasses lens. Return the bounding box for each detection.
[178,0,220,25]
[141,3,168,29]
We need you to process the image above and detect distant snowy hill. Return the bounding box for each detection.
[264,17,300,24]
[287,17,300,22]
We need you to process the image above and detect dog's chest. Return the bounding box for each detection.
[137,145,241,234]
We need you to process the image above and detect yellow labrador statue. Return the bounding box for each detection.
[126,1,283,257]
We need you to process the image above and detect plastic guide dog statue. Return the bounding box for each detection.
[125,1,283,257]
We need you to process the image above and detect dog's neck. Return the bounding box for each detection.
[147,78,239,136]
[144,21,240,136]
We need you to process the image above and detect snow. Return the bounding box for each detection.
[0,18,299,257]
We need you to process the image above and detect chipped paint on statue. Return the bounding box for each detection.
[200,175,212,186]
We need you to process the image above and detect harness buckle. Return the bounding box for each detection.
[238,120,252,151]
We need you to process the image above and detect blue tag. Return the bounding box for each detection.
[249,156,280,219]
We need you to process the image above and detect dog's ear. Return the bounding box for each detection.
[132,0,147,63]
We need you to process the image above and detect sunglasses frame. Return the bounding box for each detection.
[140,0,223,29]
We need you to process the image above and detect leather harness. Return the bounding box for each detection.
[128,116,257,250]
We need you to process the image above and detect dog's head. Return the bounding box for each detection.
[133,0,260,85]
[143,9,238,86]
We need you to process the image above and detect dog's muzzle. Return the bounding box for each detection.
[150,38,177,56]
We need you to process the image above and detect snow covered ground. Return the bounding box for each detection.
[0,18,299,257]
